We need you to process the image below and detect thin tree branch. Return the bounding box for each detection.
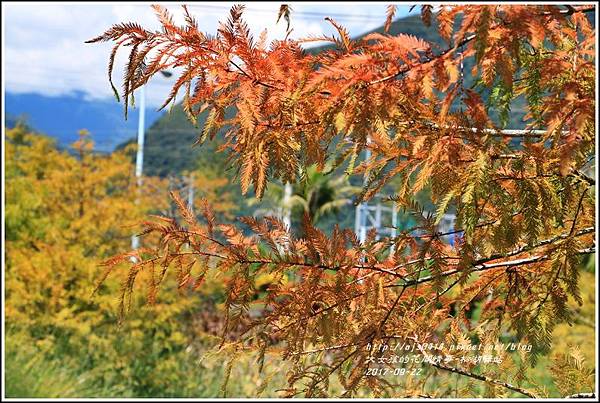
[367,34,477,86]
[429,360,538,398]
[389,246,595,289]
[228,59,281,91]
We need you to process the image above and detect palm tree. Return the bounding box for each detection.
[248,164,360,233]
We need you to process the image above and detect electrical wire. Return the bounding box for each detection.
[127,3,400,23]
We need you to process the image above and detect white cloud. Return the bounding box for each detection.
[3,2,412,107]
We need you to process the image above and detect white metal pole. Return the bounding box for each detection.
[187,173,194,214]
[375,202,382,240]
[390,201,397,254]
[356,138,371,244]
[131,84,146,251]
[283,182,292,230]
[354,200,361,237]
[134,85,146,181]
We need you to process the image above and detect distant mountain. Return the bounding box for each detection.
[5,91,164,152]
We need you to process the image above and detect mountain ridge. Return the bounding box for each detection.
[5,91,164,152]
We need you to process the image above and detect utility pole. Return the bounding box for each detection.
[187,173,195,214]
[282,182,292,230]
[131,84,146,251]
[130,71,173,253]
[355,141,371,244]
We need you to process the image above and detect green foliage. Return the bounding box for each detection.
[248,163,360,235]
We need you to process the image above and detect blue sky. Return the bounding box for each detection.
[3,2,414,107]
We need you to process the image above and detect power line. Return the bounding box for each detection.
[125,3,397,23]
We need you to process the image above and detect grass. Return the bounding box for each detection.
[4,340,113,398]
[4,332,290,398]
